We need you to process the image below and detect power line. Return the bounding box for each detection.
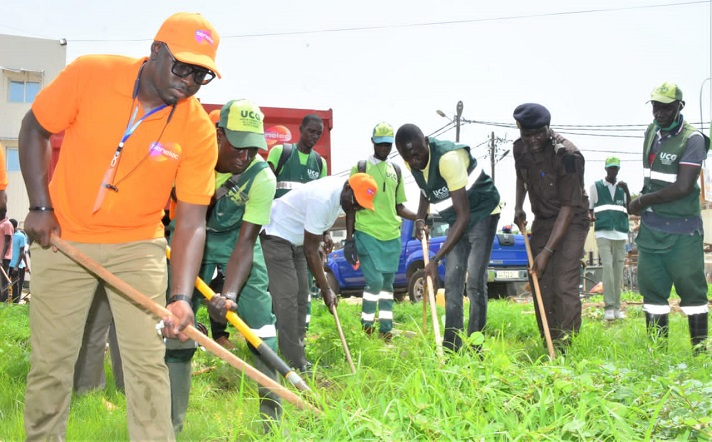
[53,1,707,43]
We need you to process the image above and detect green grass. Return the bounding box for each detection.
[1,293,711,441]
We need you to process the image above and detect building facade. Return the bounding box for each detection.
[0,34,66,223]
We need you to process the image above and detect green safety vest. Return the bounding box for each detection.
[593,180,628,233]
[642,121,708,218]
[274,146,322,198]
[410,138,499,228]
[204,161,268,262]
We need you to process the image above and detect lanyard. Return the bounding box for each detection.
[92,103,168,213]
[110,103,168,167]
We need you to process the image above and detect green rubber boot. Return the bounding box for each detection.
[253,356,282,434]
[167,360,192,433]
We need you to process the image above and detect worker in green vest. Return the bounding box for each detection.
[345,122,416,340]
[165,99,280,433]
[267,114,331,329]
[589,156,631,321]
[628,82,710,354]
[395,123,501,353]
[267,114,328,198]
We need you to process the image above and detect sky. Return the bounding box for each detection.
[2,0,710,228]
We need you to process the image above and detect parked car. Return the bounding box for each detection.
[325,216,528,302]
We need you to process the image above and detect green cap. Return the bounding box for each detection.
[605,157,620,168]
[372,122,394,144]
[218,99,268,150]
[649,82,683,104]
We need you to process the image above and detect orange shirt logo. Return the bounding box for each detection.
[149,142,181,162]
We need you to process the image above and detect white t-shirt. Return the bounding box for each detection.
[263,175,345,246]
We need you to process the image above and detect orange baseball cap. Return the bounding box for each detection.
[208,109,221,125]
[348,173,377,211]
[154,12,221,78]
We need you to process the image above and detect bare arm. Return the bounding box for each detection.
[304,230,337,309]
[414,192,430,240]
[628,165,699,215]
[18,110,60,247]
[396,203,417,221]
[423,188,469,283]
[2,235,10,258]
[165,201,207,340]
[207,221,262,320]
[532,205,574,277]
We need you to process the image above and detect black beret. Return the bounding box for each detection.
[513,103,551,129]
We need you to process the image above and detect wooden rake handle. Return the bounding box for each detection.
[420,235,443,357]
[330,304,356,374]
[165,246,311,393]
[517,224,556,360]
[50,235,321,414]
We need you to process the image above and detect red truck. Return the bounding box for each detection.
[48,104,334,180]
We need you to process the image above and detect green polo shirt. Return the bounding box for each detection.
[350,157,406,241]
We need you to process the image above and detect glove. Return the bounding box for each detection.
[344,239,358,268]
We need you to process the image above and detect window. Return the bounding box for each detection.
[9,80,40,103]
[5,148,19,172]
[3,68,43,103]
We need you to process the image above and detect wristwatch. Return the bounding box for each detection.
[168,294,191,304]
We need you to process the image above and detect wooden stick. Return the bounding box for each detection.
[422,278,428,332]
[420,235,443,357]
[0,265,12,284]
[50,235,321,414]
[165,246,311,393]
[517,224,556,360]
[330,304,356,374]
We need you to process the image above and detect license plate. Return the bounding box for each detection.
[495,270,520,280]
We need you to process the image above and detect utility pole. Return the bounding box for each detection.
[490,131,496,183]
[455,100,463,142]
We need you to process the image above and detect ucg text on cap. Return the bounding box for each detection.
[219,99,268,150]
[513,103,551,130]
[155,12,221,78]
[649,82,683,104]
[372,122,395,144]
[348,173,378,211]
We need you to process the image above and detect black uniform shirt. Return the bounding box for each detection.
[513,130,590,225]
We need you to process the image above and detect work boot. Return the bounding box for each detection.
[645,312,669,348]
[253,356,282,434]
[167,360,192,433]
[363,325,375,337]
[215,335,236,350]
[378,331,393,343]
[688,312,708,356]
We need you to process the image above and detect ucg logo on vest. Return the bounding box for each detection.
[659,152,678,165]
[307,169,320,180]
[432,186,450,199]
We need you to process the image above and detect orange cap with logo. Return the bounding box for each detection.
[348,173,378,211]
[154,12,221,78]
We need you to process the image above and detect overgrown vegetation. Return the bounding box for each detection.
[1,291,711,440]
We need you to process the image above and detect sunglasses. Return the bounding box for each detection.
[163,44,215,85]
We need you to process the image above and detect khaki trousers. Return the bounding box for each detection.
[24,239,174,441]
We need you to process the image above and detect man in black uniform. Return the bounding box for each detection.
[512,103,590,350]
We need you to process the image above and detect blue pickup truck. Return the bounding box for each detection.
[325,216,529,302]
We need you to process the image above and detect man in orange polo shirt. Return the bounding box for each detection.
[18,12,220,441]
